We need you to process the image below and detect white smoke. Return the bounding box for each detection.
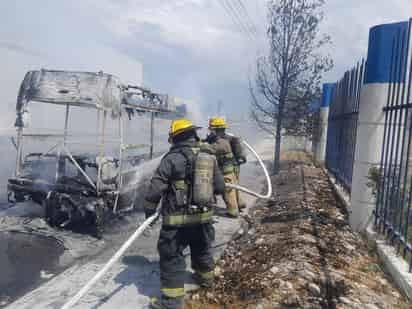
[127,156,163,187]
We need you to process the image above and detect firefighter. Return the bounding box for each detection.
[205,117,247,217]
[144,119,225,309]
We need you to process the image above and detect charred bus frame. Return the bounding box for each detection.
[8,69,183,229]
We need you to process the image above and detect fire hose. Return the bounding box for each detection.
[61,138,272,309]
[60,210,160,309]
[225,134,272,199]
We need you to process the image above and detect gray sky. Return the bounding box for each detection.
[0,0,411,129]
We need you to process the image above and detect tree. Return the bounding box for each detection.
[250,0,332,174]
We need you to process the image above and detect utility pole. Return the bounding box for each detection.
[150,112,155,159]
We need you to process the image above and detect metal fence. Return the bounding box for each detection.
[374,20,412,270]
[325,61,365,191]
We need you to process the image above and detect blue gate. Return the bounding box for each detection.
[374,20,412,270]
[325,61,365,191]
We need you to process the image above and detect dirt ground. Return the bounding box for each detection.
[186,152,411,309]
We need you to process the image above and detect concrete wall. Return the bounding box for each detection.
[350,84,388,229]
[314,83,335,163]
[317,21,410,231]
[314,107,329,163]
[321,19,412,297]
[350,21,409,231]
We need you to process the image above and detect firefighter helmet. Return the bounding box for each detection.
[209,117,228,129]
[169,119,201,139]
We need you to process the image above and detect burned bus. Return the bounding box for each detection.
[7,69,184,231]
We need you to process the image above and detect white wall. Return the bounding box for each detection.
[350,83,388,230]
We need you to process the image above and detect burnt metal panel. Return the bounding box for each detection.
[16,70,122,116]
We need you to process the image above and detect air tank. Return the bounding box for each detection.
[230,136,247,163]
[192,152,215,206]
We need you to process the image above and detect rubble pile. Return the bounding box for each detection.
[186,154,411,309]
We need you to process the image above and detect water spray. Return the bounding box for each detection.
[60,137,271,309]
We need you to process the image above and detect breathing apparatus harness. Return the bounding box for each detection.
[170,145,213,216]
[206,133,236,175]
[61,134,272,309]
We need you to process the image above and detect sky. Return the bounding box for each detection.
[0,0,411,130]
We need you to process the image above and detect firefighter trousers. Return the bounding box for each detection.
[157,223,215,309]
[234,165,246,209]
[223,172,240,217]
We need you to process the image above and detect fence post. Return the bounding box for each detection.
[315,83,334,163]
[350,22,409,231]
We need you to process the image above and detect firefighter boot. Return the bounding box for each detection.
[150,297,183,309]
[192,271,214,288]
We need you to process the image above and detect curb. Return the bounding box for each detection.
[364,226,412,301]
[325,168,412,302]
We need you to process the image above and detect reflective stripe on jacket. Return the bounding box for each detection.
[144,138,225,226]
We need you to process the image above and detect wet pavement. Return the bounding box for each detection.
[0,203,9,211]
[0,125,272,308]
[4,137,271,309]
[0,231,65,307]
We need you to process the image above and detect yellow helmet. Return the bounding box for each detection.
[209,117,228,129]
[169,119,201,139]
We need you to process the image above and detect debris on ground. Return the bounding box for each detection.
[186,153,411,309]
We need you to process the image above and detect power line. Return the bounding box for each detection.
[217,0,244,35]
[257,0,268,26]
[224,0,255,40]
[233,0,258,36]
[217,0,254,42]
[225,0,252,36]
[218,0,264,71]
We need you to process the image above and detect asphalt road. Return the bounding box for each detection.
[3,136,271,309]
[0,124,271,309]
